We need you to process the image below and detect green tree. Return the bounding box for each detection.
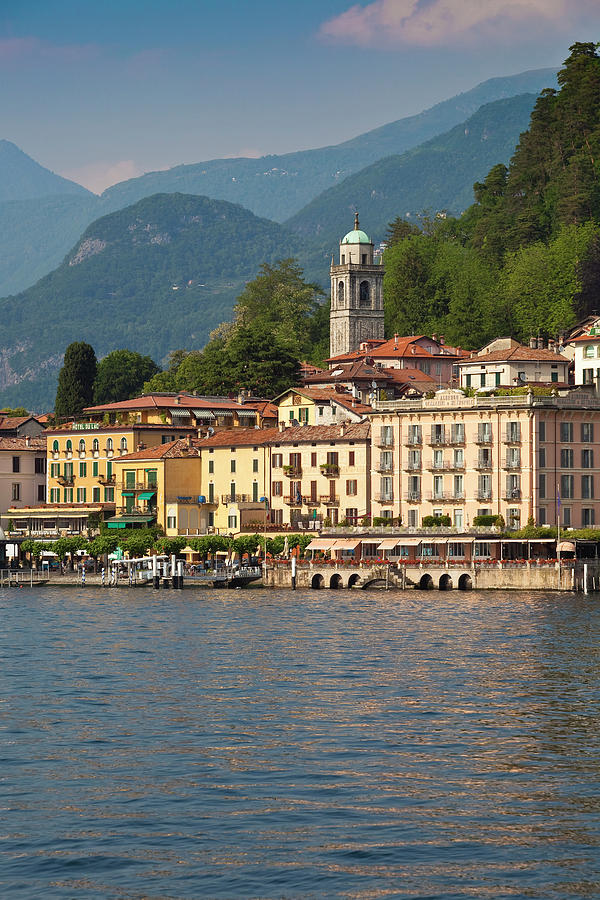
[0,406,29,416]
[93,349,160,404]
[54,342,97,421]
[153,536,188,556]
[232,534,261,560]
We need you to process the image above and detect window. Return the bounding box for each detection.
[79,462,87,477]
[582,423,594,443]
[475,542,491,558]
[228,514,238,529]
[560,422,573,442]
[453,475,464,498]
[272,453,282,468]
[167,516,177,529]
[146,469,157,487]
[337,281,344,305]
[120,437,127,452]
[77,487,86,502]
[208,483,215,503]
[63,487,73,503]
[50,463,59,478]
[539,422,546,441]
[379,476,393,501]
[92,438,99,454]
[451,423,464,443]
[583,368,594,384]
[582,448,594,468]
[11,483,20,500]
[408,449,421,469]
[348,451,355,467]
[341,254,345,264]
[480,373,486,387]
[208,460,214,473]
[433,475,443,499]
[359,280,370,307]
[478,423,492,443]
[582,475,594,499]
[562,507,571,527]
[93,487,100,502]
[495,372,501,386]
[361,253,367,264]
[35,482,43,501]
[478,474,492,499]
[560,474,574,499]
[79,439,85,455]
[518,371,526,382]
[539,474,546,498]
[408,424,421,445]
[560,449,573,468]
[345,508,358,524]
[230,459,236,473]
[584,344,596,357]
[104,487,114,502]
[507,508,520,530]
[107,438,113,453]
[507,421,521,442]
[50,488,60,503]
[346,479,358,496]
[272,481,283,496]
[539,448,546,468]
[107,461,112,478]
[249,457,259,474]
[448,540,464,556]
[66,439,72,453]
[408,509,418,527]
[12,455,20,473]
[252,482,259,502]
[538,507,546,525]
[52,440,59,454]
[582,508,595,527]
[551,370,558,382]
[318,407,324,417]
[465,374,472,388]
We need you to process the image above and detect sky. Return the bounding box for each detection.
[1,0,599,193]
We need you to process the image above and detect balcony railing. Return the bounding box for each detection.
[56,474,74,485]
[446,434,466,446]
[376,435,394,448]
[284,494,306,506]
[503,459,521,469]
[404,491,421,502]
[121,481,158,491]
[406,434,422,446]
[504,431,522,443]
[475,433,493,444]
[475,459,492,470]
[222,493,251,504]
[283,466,302,477]
[428,434,448,445]
[374,492,394,503]
[319,495,339,505]
[376,463,394,473]
[97,475,115,486]
[406,461,422,471]
[476,489,493,500]
[320,464,340,477]
[426,460,465,471]
[503,489,522,501]
[425,491,465,501]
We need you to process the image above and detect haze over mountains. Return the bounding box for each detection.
[0,67,559,409]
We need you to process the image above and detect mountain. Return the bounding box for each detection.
[285,94,540,247]
[0,193,298,411]
[0,69,556,298]
[0,139,93,202]
[100,69,556,223]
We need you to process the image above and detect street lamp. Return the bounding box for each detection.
[260,496,269,579]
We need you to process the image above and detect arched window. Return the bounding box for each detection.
[79,439,85,454]
[359,280,370,307]
[92,438,99,453]
[107,438,113,452]
[120,437,128,452]
[337,281,344,306]
[66,439,72,452]
[52,440,59,454]
[584,344,596,358]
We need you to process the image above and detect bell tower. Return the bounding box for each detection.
[329,213,384,358]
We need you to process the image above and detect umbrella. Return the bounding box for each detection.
[283,535,289,558]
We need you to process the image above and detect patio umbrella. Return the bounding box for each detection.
[283,535,289,558]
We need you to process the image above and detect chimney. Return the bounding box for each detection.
[394,333,399,349]
[175,395,180,405]
[340,422,346,436]
[278,420,285,432]
[432,333,437,341]
[529,336,536,349]
[548,339,555,353]
[186,433,193,448]
[25,435,30,447]
[439,335,445,345]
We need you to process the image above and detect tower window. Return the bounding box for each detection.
[359,280,370,307]
[341,254,345,264]
[337,281,344,305]
[361,253,367,264]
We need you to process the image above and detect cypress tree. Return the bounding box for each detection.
[54,342,97,421]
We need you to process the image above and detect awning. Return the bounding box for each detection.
[170,408,191,418]
[392,536,423,546]
[217,410,233,417]
[331,539,362,551]
[238,410,257,418]
[106,515,155,527]
[138,491,156,501]
[121,491,134,497]
[501,538,555,543]
[306,538,336,551]
[193,409,215,419]
[378,538,404,550]
[558,541,576,552]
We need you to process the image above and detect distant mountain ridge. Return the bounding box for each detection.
[0,139,93,203]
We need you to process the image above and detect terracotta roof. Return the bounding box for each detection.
[45,423,195,435]
[240,400,278,419]
[384,367,437,384]
[198,422,370,449]
[569,333,600,343]
[332,395,373,415]
[462,346,570,363]
[0,415,39,430]
[0,436,46,451]
[327,335,468,364]
[117,439,202,461]
[83,393,243,413]
[8,503,114,513]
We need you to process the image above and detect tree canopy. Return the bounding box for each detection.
[54,341,97,421]
[93,349,160,404]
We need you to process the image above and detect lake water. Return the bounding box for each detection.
[1,586,600,899]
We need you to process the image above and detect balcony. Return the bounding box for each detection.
[56,473,74,486]
[376,462,394,473]
[97,475,115,486]
[502,459,521,469]
[404,491,421,502]
[503,489,522,501]
[504,431,522,444]
[475,433,493,444]
[447,434,466,446]
[405,435,422,446]
[121,481,157,492]
[476,489,493,500]
[374,492,394,503]
[283,465,302,477]
[222,493,250,504]
[426,460,465,471]
[428,434,448,446]
[319,495,339,505]
[166,495,219,507]
[284,494,306,506]
[320,464,340,477]
[376,434,394,448]
[425,491,465,501]
[406,461,422,471]
[475,459,492,470]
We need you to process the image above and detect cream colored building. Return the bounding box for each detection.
[458,338,569,389]
[371,387,600,529]
[0,436,46,525]
[274,386,372,427]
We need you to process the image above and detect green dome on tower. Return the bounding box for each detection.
[341,211,371,245]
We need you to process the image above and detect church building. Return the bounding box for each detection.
[329,213,384,358]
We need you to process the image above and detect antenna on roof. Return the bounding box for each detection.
[354,211,359,230]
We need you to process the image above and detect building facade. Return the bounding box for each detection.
[329,214,384,358]
[0,436,46,522]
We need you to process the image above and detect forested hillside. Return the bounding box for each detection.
[0,194,299,410]
[382,43,600,350]
[286,94,539,246]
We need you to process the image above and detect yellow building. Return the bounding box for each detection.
[274,386,372,427]
[112,438,202,532]
[83,392,260,429]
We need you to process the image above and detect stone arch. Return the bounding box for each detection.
[359,280,370,307]
[330,573,343,590]
[348,573,361,588]
[337,280,344,306]
[311,573,325,590]
[439,573,453,591]
[458,573,473,591]
[419,573,434,590]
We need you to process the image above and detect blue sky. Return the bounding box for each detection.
[2,0,599,192]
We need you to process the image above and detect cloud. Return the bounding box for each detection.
[61,160,144,195]
[318,0,591,47]
[0,36,99,66]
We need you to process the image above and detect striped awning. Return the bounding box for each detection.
[238,409,257,418]
[193,409,215,419]
[377,538,404,550]
[170,408,191,418]
[331,539,362,551]
[306,538,336,551]
[216,410,234,417]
